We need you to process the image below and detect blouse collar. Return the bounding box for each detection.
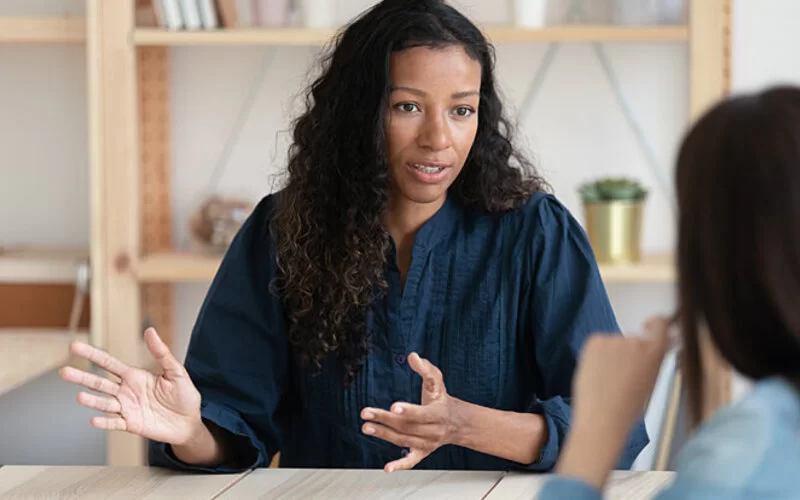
[412,193,462,251]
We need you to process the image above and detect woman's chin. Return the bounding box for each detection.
[398,186,450,205]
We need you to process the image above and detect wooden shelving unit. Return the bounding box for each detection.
[134,24,688,46]
[0,17,85,44]
[137,251,220,283]
[83,0,732,465]
[137,250,675,284]
[0,248,91,397]
[599,254,675,283]
[0,329,89,396]
[0,13,92,398]
[0,248,89,283]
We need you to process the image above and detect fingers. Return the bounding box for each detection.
[384,449,426,473]
[77,391,122,414]
[60,366,120,397]
[361,407,439,436]
[646,315,682,351]
[388,402,432,422]
[144,327,184,378]
[91,416,127,432]
[408,353,443,398]
[69,341,129,378]
[642,317,673,359]
[362,422,430,451]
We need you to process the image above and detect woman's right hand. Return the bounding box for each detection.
[59,327,203,446]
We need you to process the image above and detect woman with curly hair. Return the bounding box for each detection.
[61,0,648,472]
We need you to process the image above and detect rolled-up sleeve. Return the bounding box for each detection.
[519,195,649,471]
[148,195,289,472]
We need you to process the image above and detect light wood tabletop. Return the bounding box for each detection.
[217,468,505,499]
[0,466,247,500]
[487,470,676,499]
[0,466,675,499]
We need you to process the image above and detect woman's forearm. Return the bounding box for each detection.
[554,418,632,489]
[450,397,548,465]
[170,419,228,467]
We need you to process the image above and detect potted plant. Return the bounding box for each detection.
[578,177,648,264]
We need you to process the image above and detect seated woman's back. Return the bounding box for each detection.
[539,86,800,499]
[659,377,800,498]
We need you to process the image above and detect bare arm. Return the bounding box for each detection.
[451,397,549,465]
[170,419,229,467]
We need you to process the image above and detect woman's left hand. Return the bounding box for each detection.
[361,353,459,473]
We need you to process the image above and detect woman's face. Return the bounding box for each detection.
[384,44,481,208]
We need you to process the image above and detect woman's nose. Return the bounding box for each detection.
[417,114,452,151]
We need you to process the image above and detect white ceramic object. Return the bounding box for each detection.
[300,0,335,28]
[513,0,547,29]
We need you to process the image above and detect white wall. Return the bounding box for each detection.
[1,0,795,467]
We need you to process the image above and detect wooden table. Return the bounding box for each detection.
[0,466,674,499]
[486,471,676,499]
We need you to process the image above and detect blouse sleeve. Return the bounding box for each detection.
[519,194,649,471]
[148,194,290,472]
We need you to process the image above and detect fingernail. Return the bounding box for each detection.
[393,405,404,414]
[364,425,375,435]
[362,410,375,420]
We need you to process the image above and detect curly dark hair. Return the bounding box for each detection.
[272,0,549,381]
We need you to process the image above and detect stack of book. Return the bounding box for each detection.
[152,0,300,30]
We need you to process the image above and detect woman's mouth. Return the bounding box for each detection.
[406,162,451,183]
[412,163,445,174]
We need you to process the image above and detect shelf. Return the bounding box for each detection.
[134,25,688,47]
[0,17,85,44]
[0,329,89,397]
[598,253,675,283]
[137,251,222,282]
[487,25,688,43]
[0,247,89,284]
[138,250,674,283]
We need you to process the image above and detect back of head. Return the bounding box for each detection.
[676,85,800,423]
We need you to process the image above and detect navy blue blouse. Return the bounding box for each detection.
[149,191,648,472]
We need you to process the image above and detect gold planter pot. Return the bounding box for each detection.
[583,200,644,264]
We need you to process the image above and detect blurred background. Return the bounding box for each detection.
[1,0,797,470]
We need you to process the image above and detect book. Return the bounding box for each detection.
[197,0,220,29]
[156,0,184,30]
[178,0,203,30]
[216,0,256,28]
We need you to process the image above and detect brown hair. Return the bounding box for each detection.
[676,86,800,425]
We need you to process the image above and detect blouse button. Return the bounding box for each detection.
[395,354,406,366]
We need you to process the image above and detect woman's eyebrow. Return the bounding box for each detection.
[391,86,479,98]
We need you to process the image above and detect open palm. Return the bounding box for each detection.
[60,327,202,446]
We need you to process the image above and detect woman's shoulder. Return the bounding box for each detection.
[671,377,800,494]
[497,191,593,254]
[237,191,282,243]
[483,190,580,232]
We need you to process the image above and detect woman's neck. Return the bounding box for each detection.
[385,195,446,282]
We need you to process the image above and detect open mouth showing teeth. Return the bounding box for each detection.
[412,164,445,174]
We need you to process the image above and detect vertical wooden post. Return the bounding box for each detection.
[87,0,145,466]
[688,0,732,420]
[689,0,728,119]
[139,46,174,355]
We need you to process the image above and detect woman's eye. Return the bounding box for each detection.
[454,106,474,117]
[396,103,419,113]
